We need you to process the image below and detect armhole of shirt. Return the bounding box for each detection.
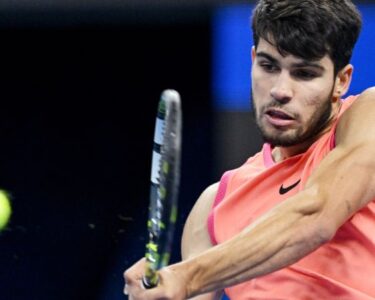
[207,170,233,246]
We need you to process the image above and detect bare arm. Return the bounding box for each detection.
[181,183,223,300]
[124,183,223,300]
[165,88,375,298]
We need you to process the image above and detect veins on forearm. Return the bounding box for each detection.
[186,200,327,296]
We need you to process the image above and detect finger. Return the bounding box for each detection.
[124,258,148,297]
[124,258,146,282]
[126,280,154,300]
[124,274,143,297]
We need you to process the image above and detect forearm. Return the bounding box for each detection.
[172,188,329,298]
[177,144,375,298]
[181,183,222,300]
[174,98,375,298]
[188,291,222,300]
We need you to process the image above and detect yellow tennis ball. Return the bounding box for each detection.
[0,190,11,231]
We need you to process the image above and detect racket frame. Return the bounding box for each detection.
[143,90,182,288]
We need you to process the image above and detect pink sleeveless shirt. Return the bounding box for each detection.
[208,96,375,299]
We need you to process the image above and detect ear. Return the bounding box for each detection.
[333,64,353,100]
[251,46,256,63]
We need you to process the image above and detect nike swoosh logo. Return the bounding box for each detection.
[279,179,301,195]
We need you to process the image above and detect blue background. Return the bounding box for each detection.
[212,4,375,111]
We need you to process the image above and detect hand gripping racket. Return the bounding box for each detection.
[142,89,182,289]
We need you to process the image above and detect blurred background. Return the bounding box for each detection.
[0,1,374,299]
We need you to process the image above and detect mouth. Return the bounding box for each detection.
[264,108,296,127]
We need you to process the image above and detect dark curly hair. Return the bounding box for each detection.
[252,0,362,74]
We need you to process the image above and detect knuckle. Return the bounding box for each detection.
[123,270,129,279]
[124,269,132,282]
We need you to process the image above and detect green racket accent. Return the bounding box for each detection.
[143,90,182,289]
[162,161,169,174]
[161,253,170,267]
[146,242,158,252]
[170,205,178,223]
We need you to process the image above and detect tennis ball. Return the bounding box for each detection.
[0,190,11,231]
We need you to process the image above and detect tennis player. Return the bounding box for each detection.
[125,0,375,299]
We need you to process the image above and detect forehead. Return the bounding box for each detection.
[255,38,334,70]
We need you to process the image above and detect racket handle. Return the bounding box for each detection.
[142,275,159,289]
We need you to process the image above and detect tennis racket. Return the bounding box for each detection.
[142,89,182,289]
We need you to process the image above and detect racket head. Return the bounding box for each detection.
[143,89,182,288]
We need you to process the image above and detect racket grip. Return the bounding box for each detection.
[142,275,159,289]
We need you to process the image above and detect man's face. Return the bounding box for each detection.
[251,38,337,147]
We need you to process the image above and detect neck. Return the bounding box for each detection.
[272,141,314,162]
[272,100,342,163]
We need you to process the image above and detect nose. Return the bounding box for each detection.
[270,71,293,104]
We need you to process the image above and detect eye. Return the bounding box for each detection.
[258,61,279,73]
[293,69,319,80]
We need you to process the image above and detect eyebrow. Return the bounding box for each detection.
[256,52,278,64]
[256,51,325,71]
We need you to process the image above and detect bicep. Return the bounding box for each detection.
[181,183,218,260]
[304,89,375,230]
[182,183,222,300]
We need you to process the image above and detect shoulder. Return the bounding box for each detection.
[340,88,375,119]
[188,183,219,221]
[359,86,375,98]
[181,183,219,259]
[336,88,375,146]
